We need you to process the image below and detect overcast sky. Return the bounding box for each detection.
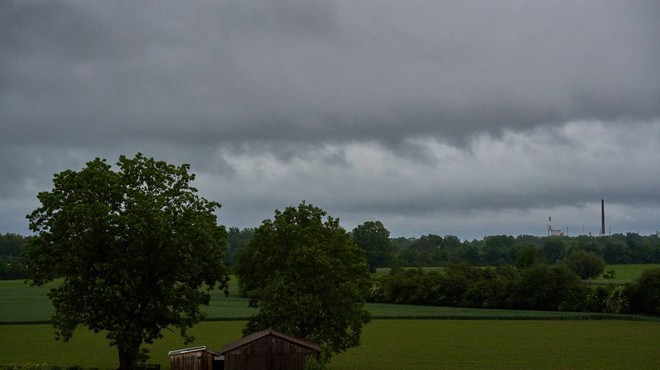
[2,1,659,240]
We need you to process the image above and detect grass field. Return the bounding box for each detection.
[3,278,656,323]
[1,266,659,369]
[593,264,659,283]
[1,320,658,369]
[2,264,659,323]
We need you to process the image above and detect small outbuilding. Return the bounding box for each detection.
[219,328,322,370]
[168,346,224,370]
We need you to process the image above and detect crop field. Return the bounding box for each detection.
[1,320,659,369]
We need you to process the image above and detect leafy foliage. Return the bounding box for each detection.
[224,227,255,267]
[629,267,660,314]
[564,250,606,279]
[0,233,30,280]
[236,202,371,362]
[371,262,589,312]
[352,221,396,272]
[25,154,229,370]
[393,233,660,267]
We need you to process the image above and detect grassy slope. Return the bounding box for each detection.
[1,320,658,369]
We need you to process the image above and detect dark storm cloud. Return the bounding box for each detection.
[3,0,659,148]
[1,1,659,237]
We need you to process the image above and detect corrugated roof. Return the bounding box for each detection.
[219,328,322,354]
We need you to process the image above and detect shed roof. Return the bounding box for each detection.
[168,346,221,356]
[220,328,322,354]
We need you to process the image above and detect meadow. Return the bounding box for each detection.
[2,274,655,323]
[1,320,659,369]
[593,263,660,283]
[1,264,659,368]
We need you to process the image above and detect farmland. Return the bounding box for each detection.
[1,264,658,368]
[1,320,659,369]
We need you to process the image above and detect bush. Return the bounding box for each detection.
[629,267,660,314]
[604,285,632,314]
[564,250,605,279]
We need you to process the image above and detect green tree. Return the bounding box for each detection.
[25,154,229,370]
[0,233,27,257]
[352,221,395,272]
[482,235,515,265]
[514,245,540,269]
[540,237,566,264]
[564,250,606,279]
[225,227,255,266]
[515,264,583,310]
[629,267,660,314]
[235,202,371,363]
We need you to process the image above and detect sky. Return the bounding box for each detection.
[2,1,660,240]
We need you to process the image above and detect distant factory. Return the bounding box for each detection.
[547,199,607,237]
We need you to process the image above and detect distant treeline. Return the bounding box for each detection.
[4,230,660,280]
[390,233,660,267]
[0,233,31,280]
[225,230,660,268]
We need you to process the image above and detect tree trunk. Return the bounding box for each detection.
[117,343,140,370]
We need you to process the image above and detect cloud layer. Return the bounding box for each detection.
[2,1,659,238]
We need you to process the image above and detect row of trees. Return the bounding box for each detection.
[223,224,660,274]
[369,263,660,315]
[221,227,660,275]
[7,223,658,281]
[0,233,29,279]
[391,233,660,268]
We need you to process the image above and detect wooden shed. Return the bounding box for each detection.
[168,346,224,370]
[219,328,322,370]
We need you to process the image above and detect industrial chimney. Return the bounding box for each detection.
[601,199,605,236]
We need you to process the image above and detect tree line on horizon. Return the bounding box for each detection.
[224,226,660,270]
[3,227,660,280]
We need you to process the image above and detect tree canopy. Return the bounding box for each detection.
[235,201,371,363]
[25,154,229,370]
[564,249,606,279]
[352,221,396,272]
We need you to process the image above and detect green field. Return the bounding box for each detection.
[593,264,659,283]
[3,278,656,323]
[1,320,658,369]
[1,265,659,368]
[2,264,659,323]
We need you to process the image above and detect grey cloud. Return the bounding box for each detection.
[2,1,659,238]
[3,1,659,149]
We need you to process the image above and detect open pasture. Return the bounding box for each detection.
[3,279,654,323]
[1,320,658,369]
[593,263,660,282]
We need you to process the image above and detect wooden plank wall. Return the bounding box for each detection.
[224,336,317,370]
